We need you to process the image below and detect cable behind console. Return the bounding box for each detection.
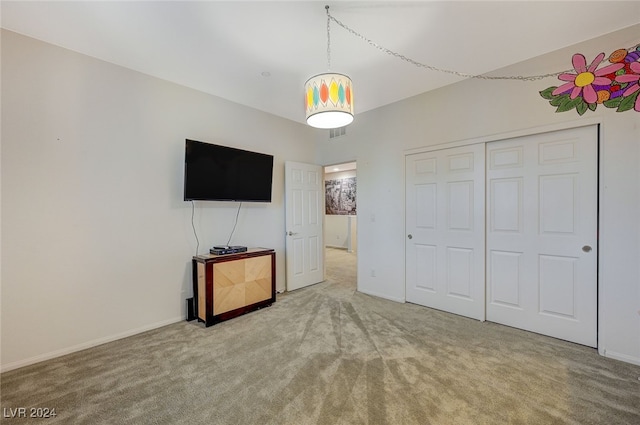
[226,202,242,246]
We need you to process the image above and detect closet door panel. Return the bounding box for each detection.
[486,126,598,347]
[406,144,485,321]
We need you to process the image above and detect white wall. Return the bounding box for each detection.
[325,215,349,249]
[316,24,640,365]
[0,30,316,371]
[325,216,357,252]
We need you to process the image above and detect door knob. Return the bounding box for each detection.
[408,234,413,239]
[287,231,298,236]
[582,245,592,252]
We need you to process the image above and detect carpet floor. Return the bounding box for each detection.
[1,248,639,424]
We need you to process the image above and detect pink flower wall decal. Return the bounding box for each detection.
[552,53,624,103]
[541,45,640,115]
[615,61,640,112]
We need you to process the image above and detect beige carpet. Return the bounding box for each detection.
[1,248,639,424]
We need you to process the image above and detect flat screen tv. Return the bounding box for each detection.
[184,139,274,202]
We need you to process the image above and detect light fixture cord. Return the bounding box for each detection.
[325,5,331,71]
[325,7,640,81]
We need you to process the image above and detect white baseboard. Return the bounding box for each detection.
[601,349,640,367]
[357,287,405,303]
[1,316,184,373]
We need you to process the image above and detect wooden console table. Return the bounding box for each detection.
[192,248,275,327]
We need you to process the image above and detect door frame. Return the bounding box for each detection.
[322,160,359,276]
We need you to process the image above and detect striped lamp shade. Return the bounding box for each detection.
[304,73,353,129]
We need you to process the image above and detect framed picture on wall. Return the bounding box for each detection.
[325,177,356,215]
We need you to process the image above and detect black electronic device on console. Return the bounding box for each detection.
[210,245,248,255]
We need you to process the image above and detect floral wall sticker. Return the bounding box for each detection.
[540,45,640,115]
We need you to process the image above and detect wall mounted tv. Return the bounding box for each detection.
[184,139,274,202]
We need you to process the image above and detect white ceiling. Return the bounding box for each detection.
[2,1,640,126]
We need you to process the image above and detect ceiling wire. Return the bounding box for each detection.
[326,5,331,71]
[326,7,639,82]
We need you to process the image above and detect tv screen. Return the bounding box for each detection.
[184,139,274,202]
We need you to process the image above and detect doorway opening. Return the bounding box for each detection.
[324,162,357,288]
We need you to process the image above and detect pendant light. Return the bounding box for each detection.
[304,5,354,129]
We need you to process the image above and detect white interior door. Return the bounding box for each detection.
[285,161,324,291]
[405,144,486,320]
[486,125,598,347]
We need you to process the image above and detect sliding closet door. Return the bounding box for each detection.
[486,126,598,347]
[405,144,485,320]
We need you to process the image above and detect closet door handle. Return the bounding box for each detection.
[407,234,413,239]
[582,245,592,253]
